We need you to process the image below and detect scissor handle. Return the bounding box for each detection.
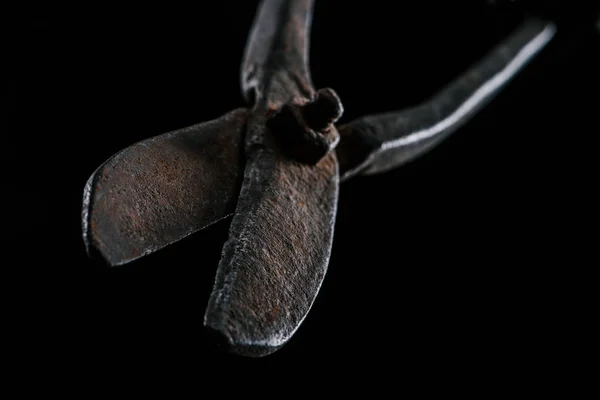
[241,0,316,110]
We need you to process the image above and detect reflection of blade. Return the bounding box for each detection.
[82,108,248,266]
[336,19,556,181]
[204,121,339,357]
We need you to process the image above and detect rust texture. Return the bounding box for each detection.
[268,88,343,165]
[83,109,248,266]
[204,0,340,355]
[204,129,338,356]
[82,0,556,357]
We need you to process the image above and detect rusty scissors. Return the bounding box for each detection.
[82,0,556,356]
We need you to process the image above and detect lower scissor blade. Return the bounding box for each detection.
[82,108,249,266]
[204,125,339,357]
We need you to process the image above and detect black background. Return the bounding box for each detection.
[6,1,599,376]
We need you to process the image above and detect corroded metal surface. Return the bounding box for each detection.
[204,123,339,356]
[268,88,343,164]
[204,0,340,356]
[82,0,557,357]
[83,108,248,266]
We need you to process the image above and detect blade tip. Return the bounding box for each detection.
[203,319,283,357]
[81,172,137,268]
[83,237,123,268]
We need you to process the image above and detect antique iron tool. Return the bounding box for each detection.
[82,0,556,356]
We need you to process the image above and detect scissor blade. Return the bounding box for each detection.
[204,122,339,356]
[241,0,315,108]
[336,19,556,181]
[82,108,249,266]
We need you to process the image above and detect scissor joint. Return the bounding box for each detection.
[267,88,343,165]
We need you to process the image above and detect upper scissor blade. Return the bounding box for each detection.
[82,108,248,266]
[204,121,339,356]
[336,19,556,181]
[241,0,316,108]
